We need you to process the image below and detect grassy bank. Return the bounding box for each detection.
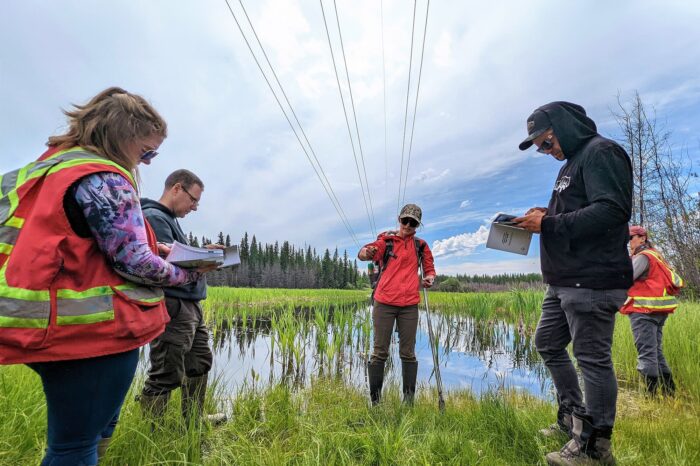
[0,289,697,465]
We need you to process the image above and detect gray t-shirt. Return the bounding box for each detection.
[632,254,650,281]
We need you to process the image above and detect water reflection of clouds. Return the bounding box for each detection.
[146,308,554,401]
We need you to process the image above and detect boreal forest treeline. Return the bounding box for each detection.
[188,231,367,289]
[433,273,544,292]
[186,231,547,291]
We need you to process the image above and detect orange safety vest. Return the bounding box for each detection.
[0,147,168,364]
[620,248,685,315]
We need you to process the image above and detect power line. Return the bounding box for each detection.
[401,0,430,206]
[381,0,388,198]
[397,0,418,215]
[332,0,377,237]
[319,0,377,238]
[224,0,360,248]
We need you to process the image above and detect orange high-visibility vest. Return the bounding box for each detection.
[621,248,685,314]
[0,147,168,364]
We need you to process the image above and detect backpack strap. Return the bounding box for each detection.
[414,237,425,272]
[370,239,394,302]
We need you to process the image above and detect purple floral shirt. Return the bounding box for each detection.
[73,172,197,286]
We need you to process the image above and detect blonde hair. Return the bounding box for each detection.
[47,87,167,181]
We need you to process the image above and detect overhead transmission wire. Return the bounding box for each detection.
[319,0,377,238]
[401,0,430,207]
[224,0,360,248]
[396,0,418,215]
[381,0,388,197]
[332,0,378,237]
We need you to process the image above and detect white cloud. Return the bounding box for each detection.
[434,31,453,68]
[431,225,490,258]
[459,200,471,208]
[414,168,450,183]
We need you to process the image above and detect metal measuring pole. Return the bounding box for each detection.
[419,261,445,412]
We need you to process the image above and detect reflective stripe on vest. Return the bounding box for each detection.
[0,294,50,328]
[642,249,685,289]
[116,284,165,303]
[56,286,114,326]
[1,283,165,328]
[0,148,135,225]
[0,149,144,328]
[631,295,678,310]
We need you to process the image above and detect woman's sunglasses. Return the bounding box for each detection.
[140,149,159,162]
[536,136,554,154]
[400,217,419,228]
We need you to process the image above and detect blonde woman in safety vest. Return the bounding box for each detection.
[0,87,216,465]
[620,225,684,396]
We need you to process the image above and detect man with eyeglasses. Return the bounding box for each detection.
[514,102,633,465]
[357,203,436,406]
[139,169,226,426]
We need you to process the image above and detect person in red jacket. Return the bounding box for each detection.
[621,225,684,396]
[357,204,436,405]
[0,87,215,465]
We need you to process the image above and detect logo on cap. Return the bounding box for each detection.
[527,120,535,133]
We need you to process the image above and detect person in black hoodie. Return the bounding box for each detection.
[515,102,633,465]
[139,169,225,425]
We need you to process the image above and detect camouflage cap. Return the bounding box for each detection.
[399,203,422,224]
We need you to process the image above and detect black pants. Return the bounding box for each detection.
[142,297,213,396]
[369,301,419,364]
[535,286,627,431]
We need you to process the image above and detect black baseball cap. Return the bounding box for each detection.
[518,110,551,150]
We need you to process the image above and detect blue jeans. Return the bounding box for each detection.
[535,286,627,432]
[28,349,139,466]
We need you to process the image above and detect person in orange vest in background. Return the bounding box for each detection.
[0,87,215,465]
[621,225,684,396]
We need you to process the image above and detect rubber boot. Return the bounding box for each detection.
[367,361,385,406]
[182,374,227,426]
[545,413,616,466]
[660,372,676,397]
[401,361,418,405]
[96,437,111,464]
[139,392,170,419]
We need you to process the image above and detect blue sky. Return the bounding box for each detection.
[2,0,699,275]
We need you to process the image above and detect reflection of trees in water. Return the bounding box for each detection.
[208,303,549,390]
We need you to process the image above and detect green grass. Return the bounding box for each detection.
[0,288,698,465]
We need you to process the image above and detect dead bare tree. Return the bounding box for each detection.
[611,91,700,292]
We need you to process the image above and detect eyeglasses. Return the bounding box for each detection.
[181,185,200,206]
[536,136,554,154]
[400,217,419,228]
[140,149,159,162]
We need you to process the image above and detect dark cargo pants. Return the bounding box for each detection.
[628,312,671,377]
[369,302,419,363]
[143,297,213,396]
[534,286,627,431]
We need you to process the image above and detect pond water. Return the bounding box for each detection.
[165,305,556,400]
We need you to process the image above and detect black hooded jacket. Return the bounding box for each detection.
[537,102,633,289]
[141,198,207,301]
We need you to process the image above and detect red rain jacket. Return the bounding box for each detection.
[364,231,435,307]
